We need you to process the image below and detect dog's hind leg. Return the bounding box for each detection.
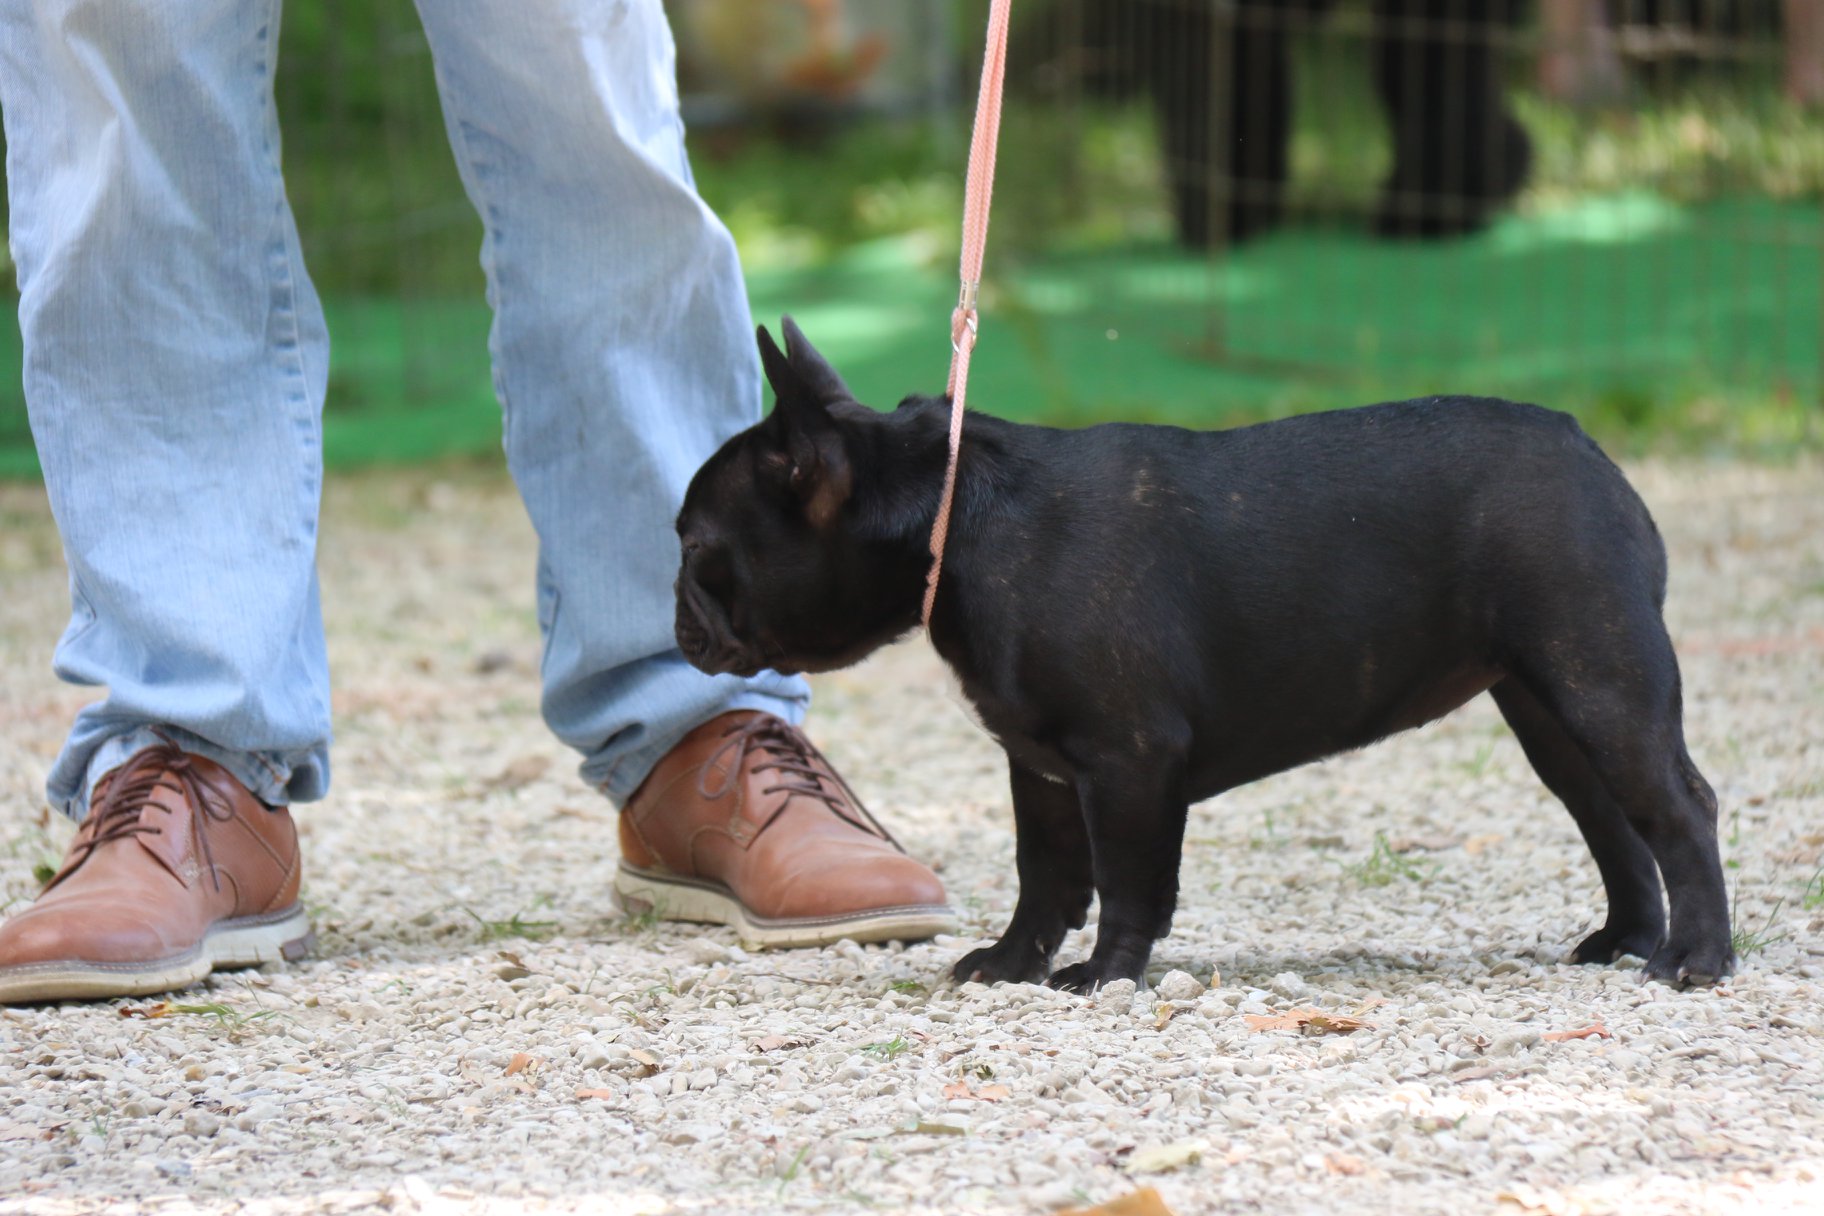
[1507,630,1733,985]
[1044,750,1189,993]
[1491,679,1666,964]
[952,764,1094,985]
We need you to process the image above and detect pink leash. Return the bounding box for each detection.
[922,0,1013,632]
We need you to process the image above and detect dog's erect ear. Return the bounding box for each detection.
[755,321,852,528]
[758,317,852,416]
[757,323,797,407]
[780,315,853,404]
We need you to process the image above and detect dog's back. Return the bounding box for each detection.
[955,396,1669,793]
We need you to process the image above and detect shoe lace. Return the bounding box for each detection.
[44,744,239,893]
[696,716,905,854]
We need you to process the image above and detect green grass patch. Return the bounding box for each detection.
[1341,830,1438,888]
[1730,893,1790,958]
[858,1035,913,1060]
[460,904,560,944]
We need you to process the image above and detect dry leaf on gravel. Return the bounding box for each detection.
[629,1049,661,1075]
[1058,1187,1179,1216]
[574,1088,616,1101]
[1498,1184,1608,1215]
[493,951,535,982]
[486,755,550,791]
[1154,1003,1178,1030]
[1325,1153,1368,1175]
[1126,1141,1203,1174]
[1463,834,1505,855]
[1243,1007,1376,1034]
[1304,1012,1377,1034]
[117,1002,171,1019]
[1543,1024,1611,1042]
[503,1053,539,1076]
[942,1081,1011,1102]
[751,1035,808,1053]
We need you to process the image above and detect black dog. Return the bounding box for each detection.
[674,318,1732,992]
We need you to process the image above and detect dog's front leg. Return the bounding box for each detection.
[952,763,1093,985]
[1046,753,1189,994]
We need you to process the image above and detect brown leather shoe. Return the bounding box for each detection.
[614,712,956,947]
[0,744,312,1003]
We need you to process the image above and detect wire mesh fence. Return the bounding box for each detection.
[0,0,1817,477]
[1009,0,1819,403]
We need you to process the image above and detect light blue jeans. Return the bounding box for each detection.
[0,0,810,820]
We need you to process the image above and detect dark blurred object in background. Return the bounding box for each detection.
[1020,0,1814,249]
[1025,0,1533,246]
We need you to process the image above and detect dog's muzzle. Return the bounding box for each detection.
[674,577,763,677]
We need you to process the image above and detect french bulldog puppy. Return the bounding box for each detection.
[673,317,1733,992]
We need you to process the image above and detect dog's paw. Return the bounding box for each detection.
[1643,939,1736,989]
[1044,959,1141,995]
[951,940,1050,986]
[1569,922,1664,966]
[1043,962,1102,994]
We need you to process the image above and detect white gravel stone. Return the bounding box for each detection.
[1155,969,1204,1002]
[1096,978,1138,1009]
[1269,971,1311,1000]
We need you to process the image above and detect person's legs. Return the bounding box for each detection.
[1,0,332,817]
[411,0,807,803]
[411,0,952,943]
[0,0,320,1000]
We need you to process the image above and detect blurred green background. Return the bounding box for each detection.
[0,0,1818,481]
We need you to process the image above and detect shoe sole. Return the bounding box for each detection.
[0,905,315,1005]
[612,864,957,949]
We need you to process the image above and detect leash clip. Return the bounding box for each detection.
[958,279,980,315]
[950,287,980,355]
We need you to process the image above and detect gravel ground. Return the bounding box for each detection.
[2,458,1822,1216]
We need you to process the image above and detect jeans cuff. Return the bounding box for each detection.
[587,690,809,808]
[64,725,297,823]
